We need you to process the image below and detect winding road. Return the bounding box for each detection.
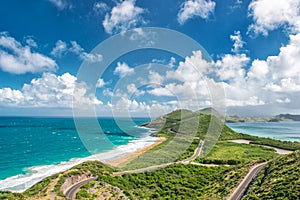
[112,140,204,176]
[64,131,204,199]
[228,162,267,200]
[64,177,97,199]
[62,132,272,200]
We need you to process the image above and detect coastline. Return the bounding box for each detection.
[0,135,161,193]
[228,139,293,154]
[226,121,300,142]
[106,137,166,167]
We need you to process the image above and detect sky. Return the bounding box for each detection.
[0,0,300,117]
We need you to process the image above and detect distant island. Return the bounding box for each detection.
[226,113,300,123]
[0,108,299,200]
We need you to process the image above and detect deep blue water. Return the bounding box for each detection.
[227,121,300,142]
[0,117,149,180]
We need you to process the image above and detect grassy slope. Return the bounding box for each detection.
[0,161,251,200]
[196,141,277,165]
[243,151,300,200]
[1,109,300,199]
[100,164,251,200]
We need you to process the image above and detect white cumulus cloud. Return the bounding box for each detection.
[215,53,250,82]
[102,0,145,34]
[0,72,102,108]
[248,0,300,36]
[113,62,134,78]
[0,32,57,74]
[177,0,216,24]
[96,78,106,88]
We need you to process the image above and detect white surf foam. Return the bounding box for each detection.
[0,136,158,193]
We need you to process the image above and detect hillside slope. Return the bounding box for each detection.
[243,151,300,200]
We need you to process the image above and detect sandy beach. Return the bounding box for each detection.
[105,137,166,167]
[0,135,164,192]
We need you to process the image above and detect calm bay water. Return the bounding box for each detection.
[227,121,300,142]
[0,117,149,181]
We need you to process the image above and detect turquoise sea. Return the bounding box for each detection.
[227,121,300,142]
[0,117,150,191]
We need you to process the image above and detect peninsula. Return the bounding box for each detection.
[0,109,299,200]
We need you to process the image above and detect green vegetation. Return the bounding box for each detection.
[0,161,250,200]
[73,163,251,200]
[1,109,299,200]
[243,151,300,200]
[0,191,24,200]
[224,133,300,151]
[196,141,277,165]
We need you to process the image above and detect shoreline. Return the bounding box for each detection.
[0,135,160,193]
[228,139,293,154]
[105,137,166,167]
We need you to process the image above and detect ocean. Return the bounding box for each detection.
[227,121,300,142]
[0,117,152,192]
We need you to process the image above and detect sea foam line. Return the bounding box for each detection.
[0,136,158,193]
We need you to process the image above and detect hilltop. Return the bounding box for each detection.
[0,109,299,200]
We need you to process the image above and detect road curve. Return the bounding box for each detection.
[181,140,203,162]
[65,177,97,200]
[228,162,267,200]
[112,140,203,177]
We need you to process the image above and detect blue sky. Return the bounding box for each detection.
[0,0,299,117]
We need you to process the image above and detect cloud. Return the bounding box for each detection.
[48,0,71,10]
[148,70,164,85]
[129,28,156,47]
[177,0,216,24]
[102,0,145,34]
[248,0,300,36]
[113,62,134,78]
[265,78,300,92]
[247,59,269,79]
[148,87,174,97]
[25,38,38,48]
[0,72,102,108]
[226,96,265,107]
[230,0,243,11]
[266,34,300,79]
[51,40,67,57]
[0,32,57,74]
[276,98,291,104]
[51,40,102,63]
[0,88,24,105]
[126,83,145,96]
[230,31,245,53]
[96,78,106,88]
[246,33,300,93]
[215,53,250,82]
[93,2,109,14]
[168,57,176,68]
[171,50,212,82]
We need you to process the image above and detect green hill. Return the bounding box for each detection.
[243,151,300,200]
[1,109,300,200]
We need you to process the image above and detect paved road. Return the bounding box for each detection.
[228,162,267,200]
[182,140,203,162]
[65,131,204,197]
[65,177,97,200]
[113,139,204,176]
